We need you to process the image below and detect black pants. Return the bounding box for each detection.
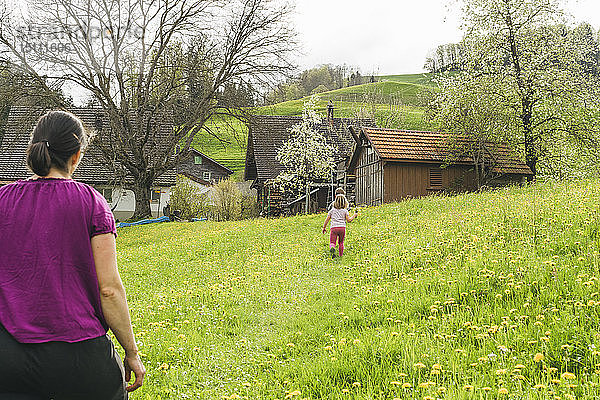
[0,324,127,400]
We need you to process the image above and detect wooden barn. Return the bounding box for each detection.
[347,127,533,206]
[244,113,374,216]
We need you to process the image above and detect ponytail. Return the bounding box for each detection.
[25,111,87,177]
[27,141,52,176]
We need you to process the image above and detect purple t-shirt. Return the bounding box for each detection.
[0,178,116,343]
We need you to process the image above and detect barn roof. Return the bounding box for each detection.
[358,127,532,175]
[244,115,375,183]
[0,107,177,186]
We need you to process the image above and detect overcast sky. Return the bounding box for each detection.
[292,0,600,75]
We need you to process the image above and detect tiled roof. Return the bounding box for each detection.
[245,115,375,182]
[362,128,532,175]
[0,107,177,186]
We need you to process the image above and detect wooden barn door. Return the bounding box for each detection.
[355,147,383,206]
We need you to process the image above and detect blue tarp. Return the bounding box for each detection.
[116,216,170,228]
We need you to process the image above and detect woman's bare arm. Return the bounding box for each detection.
[91,233,145,392]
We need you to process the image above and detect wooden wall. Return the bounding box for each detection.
[382,162,478,203]
[355,146,384,206]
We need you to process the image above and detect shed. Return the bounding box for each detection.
[244,114,374,215]
[0,107,177,220]
[348,127,533,205]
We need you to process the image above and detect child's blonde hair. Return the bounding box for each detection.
[333,193,348,209]
[335,187,345,196]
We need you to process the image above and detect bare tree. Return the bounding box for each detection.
[0,0,296,218]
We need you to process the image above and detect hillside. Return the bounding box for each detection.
[192,74,437,178]
[117,180,600,399]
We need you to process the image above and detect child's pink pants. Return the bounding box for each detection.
[330,227,346,256]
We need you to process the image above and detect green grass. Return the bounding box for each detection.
[118,179,600,399]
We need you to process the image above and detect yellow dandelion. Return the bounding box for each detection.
[438,386,446,393]
[432,363,442,370]
[514,364,526,369]
[352,382,361,388]
[533,384,546,389]
[463,384,474,391]
[390,381,402,386]
[402,382,412,389]
[561,372,576,380]
[498,388,509,395]
[414,362,426,369]
[285,390,301,398]
[341,389,349,394]
[534,353,544,362]
[496,369,507,375]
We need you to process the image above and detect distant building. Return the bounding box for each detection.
[347,127,533,206]
[0,107,176,220]
[244,113,375,215]
[178,148,233,188]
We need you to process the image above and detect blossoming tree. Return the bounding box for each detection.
[276,95,335,213]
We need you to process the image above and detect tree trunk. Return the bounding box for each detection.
[504,2,537,179]
[132,181,153,220]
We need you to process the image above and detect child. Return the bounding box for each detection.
[322,193,359,258]
[328,187,346,210]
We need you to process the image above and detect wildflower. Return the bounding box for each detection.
[498,388,509,395]
[285,391,301,398]
[514,364,526,369]
[496,369,507,375]
[463,384,474,391]
[402,382,412,389]
[390,381,402,386]
[414,362,426,369]
[561,372,576,380]
[533,384,546,389]
[341,389,349,394]
[352,382,361,388]
[534,353,544,362]
[482,387,491,392]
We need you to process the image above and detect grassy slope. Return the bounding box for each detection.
[191,75,437,177]
[119,180,600,399]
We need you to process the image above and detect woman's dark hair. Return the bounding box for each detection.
[26,111,88,177]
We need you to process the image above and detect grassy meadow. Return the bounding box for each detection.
[118,179,600,399]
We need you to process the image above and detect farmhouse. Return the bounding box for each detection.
[244,112,374,215]
[178,148,233,189]
[347,127,533,206]
[0,107,176,220]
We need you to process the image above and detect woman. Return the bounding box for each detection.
[322,193,359,258]
[0,111,145,399]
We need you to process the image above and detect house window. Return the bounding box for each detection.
[203,171,211,181]
[194,155,202,165]
[151,189,161,203]
[429,168,443,188]
[99,188,112,203]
